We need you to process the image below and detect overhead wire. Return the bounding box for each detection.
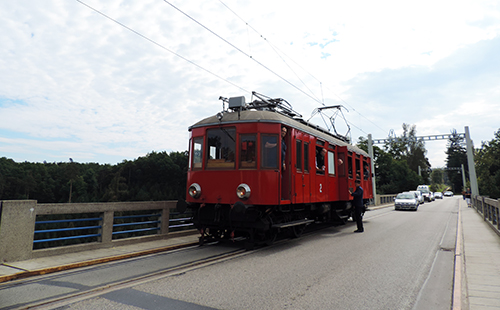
[161,0,323,105]
[75,0,250,94]
[77,0,386,138]
[217,0,388,137]
[218,0,321,103]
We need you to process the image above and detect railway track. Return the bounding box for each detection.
[0,244,247,310]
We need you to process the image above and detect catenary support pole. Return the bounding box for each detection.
[368,134,377,204]
[464,126,479,196]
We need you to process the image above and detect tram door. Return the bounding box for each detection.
[294,138,304,204]
[337,147,350,201]
[281,126,291,201]
[314,140,327,202]
[293,132,310,204]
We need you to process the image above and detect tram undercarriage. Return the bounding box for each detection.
[189,201,353,249]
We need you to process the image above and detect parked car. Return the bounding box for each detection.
[434,192,443,199]
[444,191,454,197]
[410,190,424,204]
[394,192,419,211]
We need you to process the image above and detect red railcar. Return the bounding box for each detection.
[178,94,373,247]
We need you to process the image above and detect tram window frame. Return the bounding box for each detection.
[206,127,236,169]
[363,161,370,180]
[296,140,302,171]
[327,151,335,175]
[338,153,346,177]
[192,137,203,170]
[347,155,353,179]
[304,142,309,172]
[261,134,279,169]
[355,158,361,180]
[239,134,257,169]
[315,145,326,174]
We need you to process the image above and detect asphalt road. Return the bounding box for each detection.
[2,197,459,310]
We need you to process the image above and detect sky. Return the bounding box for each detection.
[1,0,499,168]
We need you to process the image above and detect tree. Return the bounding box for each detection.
[356,135,423,194]
[385,124,430,183]
[445,129,467,193]
[475,129,500,199]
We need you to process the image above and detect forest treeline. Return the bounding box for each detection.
[0,151,188,203]
[1,126,499,203]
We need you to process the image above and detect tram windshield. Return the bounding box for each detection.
[206,127,236,169]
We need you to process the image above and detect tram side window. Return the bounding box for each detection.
[192,137,203,169]
[315,145,326,174]
[296,140,302,171]
[363,161,370,180]
[206,127,236,169]
[240,134,256,169]
[338,153,346,177]
[348,156,353,178]
[355,158,361,180]
[304,143,309,172]
[261,134,279,169]
[327,151,335,175]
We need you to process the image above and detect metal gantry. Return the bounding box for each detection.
[367,126,479,202]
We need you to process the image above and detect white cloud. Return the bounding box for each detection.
[0,0,499,166]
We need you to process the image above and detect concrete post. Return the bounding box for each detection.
[101,210,114,244]
[161,203,170,235]
[0,200,37,262]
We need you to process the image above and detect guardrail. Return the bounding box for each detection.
[0,200,195,263]
[472,195,500,236]
[376,194,397,205]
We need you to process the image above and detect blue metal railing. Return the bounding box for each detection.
[112,212,161,239]
[34,216,102,247]
[33,210,194,249]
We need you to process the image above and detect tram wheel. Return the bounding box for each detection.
[291,224,306,238]
[265,229,278,246]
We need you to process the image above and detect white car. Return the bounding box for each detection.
[395,192,419,211]
[410,190,424,204]
[434,192,443,199]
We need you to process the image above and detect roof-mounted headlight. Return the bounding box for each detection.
[236,183,251,199]
[188,183,201,198]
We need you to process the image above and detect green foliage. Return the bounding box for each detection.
[357,123,427,194]
[0,151,188,203]
[445,129,468,193]
[476,129,500,199]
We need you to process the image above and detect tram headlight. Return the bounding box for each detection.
[236,183,251,199]
[188,183,201,198]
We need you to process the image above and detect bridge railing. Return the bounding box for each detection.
[471,195,500,236]
[0,200,195,263]
[376,194,397,205]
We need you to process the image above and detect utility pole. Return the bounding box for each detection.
[368,134,377,204]
[465,126,479,196]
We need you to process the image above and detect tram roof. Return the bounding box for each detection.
[189,110,369,157]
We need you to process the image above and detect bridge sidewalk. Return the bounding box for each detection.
[460,198,500,309]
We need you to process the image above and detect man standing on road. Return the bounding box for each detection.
[349,179,364,233]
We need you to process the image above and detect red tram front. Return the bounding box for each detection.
[179,94,373,247]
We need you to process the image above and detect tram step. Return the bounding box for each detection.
[272,219,315,229]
